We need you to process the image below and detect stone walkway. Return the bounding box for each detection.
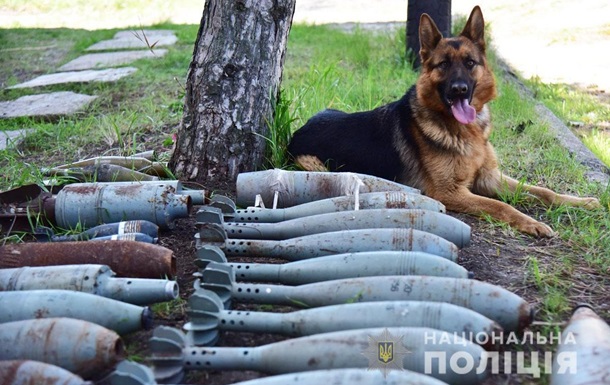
[0,30,177,150]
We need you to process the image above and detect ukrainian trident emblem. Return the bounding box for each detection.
[378,341,394,364]
[362,328,410,377]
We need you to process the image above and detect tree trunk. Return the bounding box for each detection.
[407,0,451,68]
[169,0,296,187]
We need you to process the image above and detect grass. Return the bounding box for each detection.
[1,13,609,354]
[526,77,610,167]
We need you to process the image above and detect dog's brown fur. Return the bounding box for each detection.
[287,6,600,237]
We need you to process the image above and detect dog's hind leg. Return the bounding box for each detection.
[293,155,328,172]
[497,174,600,209]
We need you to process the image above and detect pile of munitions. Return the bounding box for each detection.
[143,169,514,385]
[155,169,607,385]
[0,155,195,385]
[1,168,608,385]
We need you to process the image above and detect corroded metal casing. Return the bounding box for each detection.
[0,290,152,334]
[551,305,610,385]
[236,169,420,207]
[184,288,502,347]
[197,228,459,262]
[0,240,176,278]
[0,318,123,379]
[216,209,470,248]
[91,180,207,205]
[150,326,488,385]
[214,191,445,223]
[200,271,533,332]
[209,250,470,283]
[54,182,191,229]
[0,360,92,385]
[0,264,178,305]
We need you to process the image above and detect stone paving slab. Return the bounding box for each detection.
[0,129,34,150]
[59,50,167,71]
[0,92,97,118]
[114,30,175,39]
[86,30,177,51]
[8,67,137,89]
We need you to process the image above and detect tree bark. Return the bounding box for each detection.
[407,0,451,68]
[169,0,296,187]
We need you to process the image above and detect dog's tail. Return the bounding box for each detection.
[292,154,328,172]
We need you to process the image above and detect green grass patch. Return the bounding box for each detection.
[526,77,610,167]
[582,129,610,166]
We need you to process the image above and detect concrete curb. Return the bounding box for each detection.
[497,60,610,186]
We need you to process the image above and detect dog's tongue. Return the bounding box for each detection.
[451,99,476,125]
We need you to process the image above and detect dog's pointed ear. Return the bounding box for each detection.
[461,6,486,52]
[419,13,443,65]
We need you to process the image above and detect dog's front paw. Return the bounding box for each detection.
[518,220,556,238]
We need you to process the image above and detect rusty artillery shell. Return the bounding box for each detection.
[0,318,124,379]
[198,251,470,284]
[551,305,610,385]
[0,290,153,334]
[200,269,532,332]
[236,169,420,208]
[0,264,178,305]
[224,369,449,385]
[0,240,176,278]
[184,288,501,346]
[208,209,470,248]
[211,191,445,223]
[150,326,487,385]
[0,360,92,385]
[197,227,459,262]
[54,182,191,230]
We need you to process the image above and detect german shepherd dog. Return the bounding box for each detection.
[287,6,600,237]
